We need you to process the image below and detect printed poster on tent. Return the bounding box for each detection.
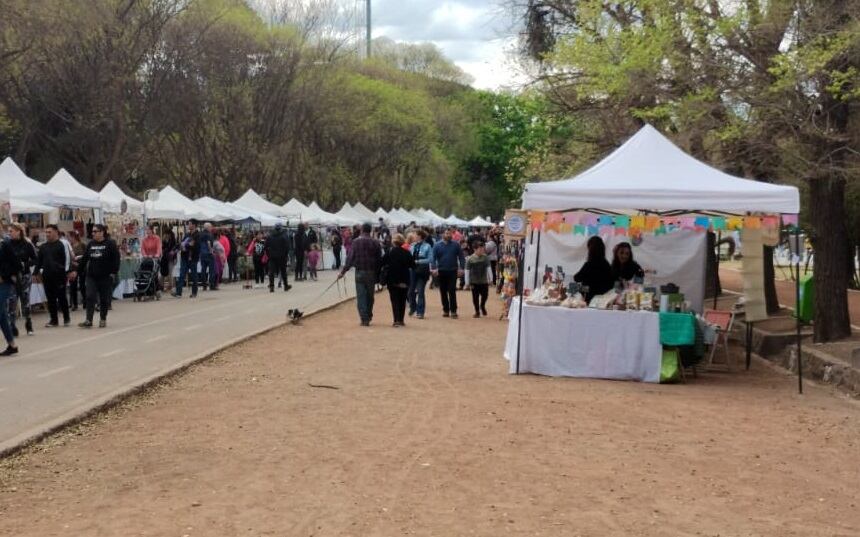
[504,209,527,240]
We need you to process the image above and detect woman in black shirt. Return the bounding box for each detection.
[611,242,644,283]
[574,236,614,302]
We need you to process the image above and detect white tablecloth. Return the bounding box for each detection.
[504,298,663,383]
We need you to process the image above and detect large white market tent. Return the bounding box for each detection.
[9,197,54,215]
[196,196,253,222]
[227,202,285,227]
[0,157,100,209]
[308,202,357,226]
[521,124,799,214]
[374,208,390,222]
[445,214,470,227]
[469,216,494,227]
[351,202,377,222]
[386,208,414,226]
[46,169,103,209]
[145,186,210,221]
[99,181,143,214]
[282,198,309,222]
[419,209,447,226]
[234,189,286,217]
[336,203,371,224]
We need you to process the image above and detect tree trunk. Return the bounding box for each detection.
[809,176,852,342]
[763,245,780,314]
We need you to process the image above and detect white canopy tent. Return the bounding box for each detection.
[282,198,310,223]
[386,208,414,226]
[0,158,100,209]
[521,124,800,214]
[227,203,285,227]
[336,203,371,224]
[469,216,494,227]
[234,189,286,217]
[46,169,103,209]
[351,202,377,222]
[10,198,54,215]
[374,208,390,223]
[444,214,470,227]
[308,202,357,226]
[145,186,212,221]
[99,181,143,214]
[196,196,252,222]
[419,209,447,226]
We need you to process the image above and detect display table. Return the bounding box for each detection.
[504,298,663,383]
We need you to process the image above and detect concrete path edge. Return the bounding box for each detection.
[0,296,354,459]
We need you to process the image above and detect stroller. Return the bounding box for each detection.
[134,257,162,302]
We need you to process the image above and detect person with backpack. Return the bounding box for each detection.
[266,223,292,292]
[247,231,268,287]
[173,220,200,298]
[79,224,120,329]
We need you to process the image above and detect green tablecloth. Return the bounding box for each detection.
[659,312,696,346]
[118,257,140,281]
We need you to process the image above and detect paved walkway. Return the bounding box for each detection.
[0,271,351,453]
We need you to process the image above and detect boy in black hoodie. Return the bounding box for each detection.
[79,224,120,328]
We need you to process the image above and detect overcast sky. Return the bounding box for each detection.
[371,0,526,90]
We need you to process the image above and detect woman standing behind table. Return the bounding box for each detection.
[573,236,614,302]
[610,242,644,283]
[381,234,415,327]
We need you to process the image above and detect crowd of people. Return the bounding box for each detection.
[0,216,507,357]
[337,219,505,327]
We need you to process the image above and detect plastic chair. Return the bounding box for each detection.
[704,310,734,370]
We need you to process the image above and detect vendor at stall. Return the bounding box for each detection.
[573,236,614,302]
[610,242,644,283]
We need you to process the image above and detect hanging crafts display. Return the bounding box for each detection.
[528,212,797,236]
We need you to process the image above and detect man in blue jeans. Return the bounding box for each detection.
[198,222,216,290]
[338,222,382,326]
[430,228,465,319]
[173,221,200,298]
[409,229,433,319]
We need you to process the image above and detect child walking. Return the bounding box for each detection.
[307,243,320,281]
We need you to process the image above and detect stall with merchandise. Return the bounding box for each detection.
[504,125,801,385]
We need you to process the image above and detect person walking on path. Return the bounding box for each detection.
[247,231,267,287]
[211,230,226,290]
[466,241,491,317]
[226,229,238,282]
[266,223,292,293]
[293,223,308,281]
[79,224,120,328]
[173,221,200,298]
[485,234,498,285]
[67,231,86,311]
[408,229,432,319]
[381,234,415,327]
[0,234,21,355]
[307,244,320,281]
[430,229,465,319]
[330,229,343,269]
[338,222,382,327]
[161,229,177,292]
[198,223,216,291]
[8,223,36,336]
[34,225,73,328]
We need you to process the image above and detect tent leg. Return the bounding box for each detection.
[713,231,721,310]
[532,230,542,290]
[795,223,803,394]
[515,236,530,375]
[745,322,752,370]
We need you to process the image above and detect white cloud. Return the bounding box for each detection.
[371,0,522,90]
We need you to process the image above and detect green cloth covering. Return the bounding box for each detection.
[660,348,681,383]
[659,312,696,346]
[117,258,140,281]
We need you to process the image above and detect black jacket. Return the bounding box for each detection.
[83,238,121,279]
[381,246,415,287]
[10,238,37,273]
[293,229,308,254]
[0,239,21,283]
[34,240,68,278]
[573,258,614,302]
[266,228,291,260]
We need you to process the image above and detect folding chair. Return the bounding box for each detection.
[704,310,735,370]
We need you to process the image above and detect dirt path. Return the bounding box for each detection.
[1,290,859,536]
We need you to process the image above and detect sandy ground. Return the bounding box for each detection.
[1,290,859,537]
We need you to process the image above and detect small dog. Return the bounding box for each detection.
[287,308,304,325]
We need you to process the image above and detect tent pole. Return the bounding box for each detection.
[516,228,535,375]
[532,230,542,290]
[714,230,721,310]
[795,222,803,394]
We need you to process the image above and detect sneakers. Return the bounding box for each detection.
[451,313,459,319]
[79,320,93,328]
[0,346,18,356]
[45,321,58,328]
[481,307,488,316]
[99,320,107,328]
[171,292,181,298]
[360,320,370,327]
[269,287,275,293]
[442,312,450,318]
[25,319,33,335]
[63,318,71,327]
[473,312,480,318]
[417,314,424,320]
[190,293,197,298]
[408,310,415,317]
[284,284,292,291]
